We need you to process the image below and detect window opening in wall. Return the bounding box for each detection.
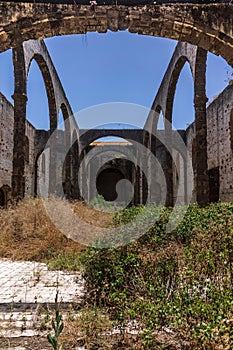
[208,166,220,203]
[0,188,5,207]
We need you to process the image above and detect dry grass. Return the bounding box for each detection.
[0,197,113,263]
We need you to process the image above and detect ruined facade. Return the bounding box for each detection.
[0,38,232,206]
[0,1,233,207]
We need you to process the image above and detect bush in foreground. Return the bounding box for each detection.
[81,202,233,349]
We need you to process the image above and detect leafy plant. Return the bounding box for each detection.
[47,291,65,350]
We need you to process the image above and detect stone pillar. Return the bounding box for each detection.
[194,96,209,206]
[194,48,209,207]
[74,142,80,200]
[48,116,58,196]
[164,119,173,207]
[12,93,27,200]
[12,45,27,200]
[64,128,72,199]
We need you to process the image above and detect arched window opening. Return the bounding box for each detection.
[157,110,165,130]
[57,108,65,131]
[27,59,50,130]
[156,109,165,149]
[0,49,14,104]
[172,61,194,130]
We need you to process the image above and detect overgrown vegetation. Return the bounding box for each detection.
[81,202,233,349]
[1,199,233,348]
[0,198,84,265]
[0,197,112,268]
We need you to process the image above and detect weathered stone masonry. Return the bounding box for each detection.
[0,0,232,205]
[0,57,233,205]
[0,2,232,66]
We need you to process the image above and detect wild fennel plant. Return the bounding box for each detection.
[47,291,64,350]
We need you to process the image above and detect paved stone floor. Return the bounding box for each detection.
[0,259,85,349]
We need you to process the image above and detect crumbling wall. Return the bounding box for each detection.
[185,83,233,202]
[206,84,233,201]
[0,93,36,196]
[0,93,14,189]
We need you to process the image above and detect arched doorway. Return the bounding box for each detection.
[0,188,5,207]
[96,167,125,202]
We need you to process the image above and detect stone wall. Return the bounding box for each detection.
[0,2,232,66]
[0,81,233,204]
[0,93,14,190]
[0,93,36,199]
[207,84,233,201]
[184,83,233,202]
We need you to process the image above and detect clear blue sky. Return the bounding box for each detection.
[0,30,231,131]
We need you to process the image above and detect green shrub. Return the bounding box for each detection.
[80,202,233,348]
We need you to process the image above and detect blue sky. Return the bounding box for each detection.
[0,30,231,131]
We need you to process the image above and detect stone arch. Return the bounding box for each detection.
[148,43,197,133]
[0,3,233,66]
[164,55,194,206]
[145,41,208,206]
[149,45,196,206]
[80,136,144,205]
[12,39,75,199]
[79,129,143,152]
[165,56,194,126]
[27,54,57,131]
[23,41,74,133]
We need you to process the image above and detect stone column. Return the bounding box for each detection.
[48,115,58,196]
[12,93,27,200]
[194,96,209,206]
[164,119,173,207]
[194,48,209,207]
[64,128,72,199]
[12,45,27,200]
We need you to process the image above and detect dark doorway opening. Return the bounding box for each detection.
[0,188,5,207]
[96,168,124,202]
[208,167,219,203]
